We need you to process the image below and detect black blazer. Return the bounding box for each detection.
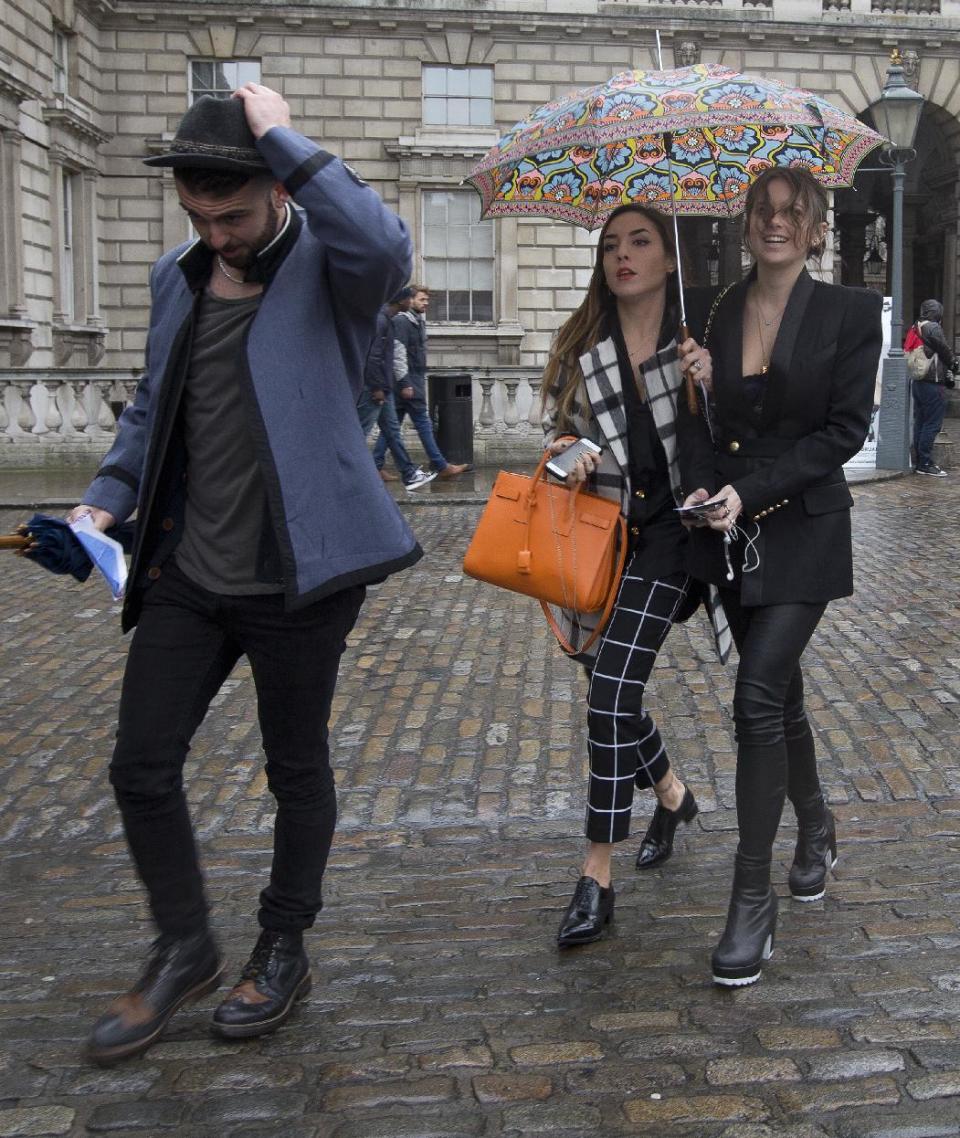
[677,269,883,606]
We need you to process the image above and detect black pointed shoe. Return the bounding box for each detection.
[636,786,699,870]
[789,806,838,902]
[211,930,311,1039]
[85,930,224,1066]
[712,854,778,988]
[556,876,615,948]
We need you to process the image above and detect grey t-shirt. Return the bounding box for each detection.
[175,290,283,595]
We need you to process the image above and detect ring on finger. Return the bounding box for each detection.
[692,359,703,372]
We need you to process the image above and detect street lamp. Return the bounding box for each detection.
[872,49,924,471]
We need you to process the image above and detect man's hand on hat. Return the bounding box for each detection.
[232,83,292,140]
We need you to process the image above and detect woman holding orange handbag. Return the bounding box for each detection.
[542,202,712,947]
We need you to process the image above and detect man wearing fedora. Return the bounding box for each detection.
[67,84,418,1064]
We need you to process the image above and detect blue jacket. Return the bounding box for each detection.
[83,126,419,630]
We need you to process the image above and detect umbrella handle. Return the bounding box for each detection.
[678,322,699,416]
[0,532,32,550]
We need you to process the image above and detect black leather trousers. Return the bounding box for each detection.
[719,590,828,861]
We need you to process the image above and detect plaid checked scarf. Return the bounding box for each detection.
[543,335,731,664]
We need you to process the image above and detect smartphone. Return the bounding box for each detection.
[546,437,602,481]
[675,497,728,516]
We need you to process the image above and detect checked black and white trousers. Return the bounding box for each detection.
[584,562,690,845]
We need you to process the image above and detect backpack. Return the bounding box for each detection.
[904,322,935,381]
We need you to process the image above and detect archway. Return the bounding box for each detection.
[835,101,960,342]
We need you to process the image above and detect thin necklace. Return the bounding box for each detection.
[216,255,246,284]
[753,289,786,327]
[755,306,770,375]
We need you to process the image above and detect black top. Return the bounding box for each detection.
[611,322,686,579]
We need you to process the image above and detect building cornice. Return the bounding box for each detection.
[95,2,960,57]
[42,99,112,148]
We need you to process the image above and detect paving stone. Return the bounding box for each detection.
[189,1093,309,1125]
[85,1101,186,1132]
[564,1062,687,1095]
[777,1076,902,1113]
[906,1071,960,1101]
[322,1076,457,1111]
[623,1094,769,1124]
[834,1116,960,1138]
[805,1049,907,1080]
[717,1126,828,1138]
[0,1109,75,1137]
[509,1041,604,1065]
[472,1073,553,1103]
[498,1102,603,1131]
[756,1026,843,1051]
[706,1056,802,1085]
[328,1112,483,1138]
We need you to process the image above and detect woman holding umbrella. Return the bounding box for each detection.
[678,167,883,986]
[542,202,713,947]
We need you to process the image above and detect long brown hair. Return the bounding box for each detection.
[744,167,829,260]
[541,204,678,430]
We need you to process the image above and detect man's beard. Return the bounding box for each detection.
[221,200,282,269]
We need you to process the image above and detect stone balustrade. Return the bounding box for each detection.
[0,370,138,466]
[0,367,548,468]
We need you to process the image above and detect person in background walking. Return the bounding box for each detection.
[68,85,420,1064]
[375,286,471,481]
[910,298,958,478]
[542,203,714,948]
[358,301,435,491]
[678,167,882,987]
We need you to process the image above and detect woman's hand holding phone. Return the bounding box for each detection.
[546,436,602,484]
[679,487,741,530]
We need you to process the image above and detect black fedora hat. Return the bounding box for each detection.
[143,95,269,172]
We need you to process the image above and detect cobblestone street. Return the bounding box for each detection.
[1,474,959,1138]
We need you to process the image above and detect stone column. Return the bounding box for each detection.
[837,212,869,287]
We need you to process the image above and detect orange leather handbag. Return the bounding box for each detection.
[463,451,627,655]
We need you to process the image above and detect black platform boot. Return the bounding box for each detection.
[711,852,778,988]
[789,796,837,901]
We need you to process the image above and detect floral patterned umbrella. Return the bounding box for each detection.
[466,64,884,228]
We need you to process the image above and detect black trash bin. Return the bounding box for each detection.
[428,373,474,465]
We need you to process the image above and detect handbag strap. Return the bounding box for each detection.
[702,283,735,348]
[540,513,628,657]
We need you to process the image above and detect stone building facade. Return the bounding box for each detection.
[1,0,959,462]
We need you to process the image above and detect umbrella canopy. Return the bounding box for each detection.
[467,64,884,229]
[4,514,135,582]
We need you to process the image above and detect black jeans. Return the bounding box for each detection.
[720,590,827,860]
[109,563,365,938]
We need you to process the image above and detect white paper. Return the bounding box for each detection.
[69,515,128,600]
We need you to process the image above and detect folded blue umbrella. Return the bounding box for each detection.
[19,513,135,582]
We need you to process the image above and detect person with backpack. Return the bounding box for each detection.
[906,299,958,477]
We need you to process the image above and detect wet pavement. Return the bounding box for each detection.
[1,471,959,1137]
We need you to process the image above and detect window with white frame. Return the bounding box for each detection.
[422,66,494,127]
[52,29,69,96]
[422,190,494,323]
[189,60,261,103]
